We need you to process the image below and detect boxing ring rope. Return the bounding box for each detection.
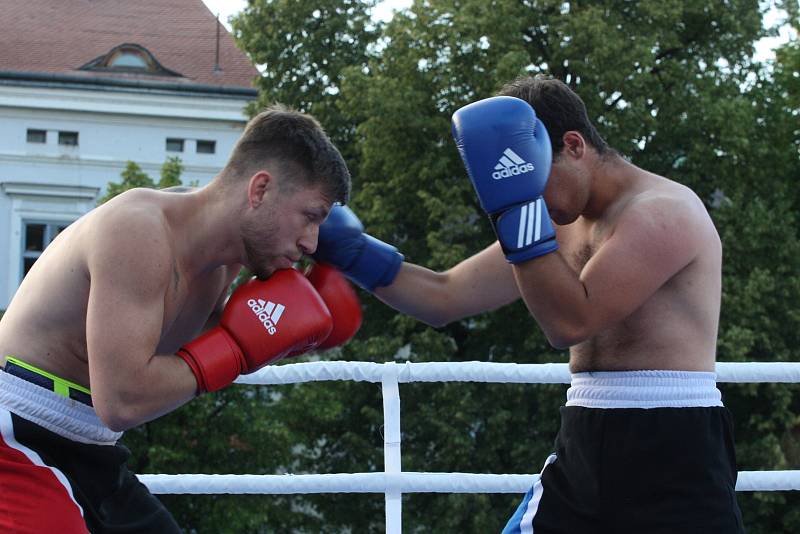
[140,361,800,533]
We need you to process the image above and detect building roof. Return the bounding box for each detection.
[0,0,259,90]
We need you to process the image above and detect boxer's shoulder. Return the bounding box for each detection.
[84,197,174,289]
[91,189,171,242]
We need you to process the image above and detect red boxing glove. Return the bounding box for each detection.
[305,263,362,350]
[178,269,333,393]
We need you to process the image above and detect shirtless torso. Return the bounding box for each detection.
[0,104,353,534]
[0,189,235,397]
[372,157,721,373]
[557,171,721,372]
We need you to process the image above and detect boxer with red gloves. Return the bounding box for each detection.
[0,105,353,533]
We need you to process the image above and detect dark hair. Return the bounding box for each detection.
[222,104,350,203]
[498,75,610,158]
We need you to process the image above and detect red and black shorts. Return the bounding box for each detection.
[0,366,181,533]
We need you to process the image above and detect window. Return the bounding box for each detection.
[166,138,184,152]
[21,221,70,279]
[58,131,79,146]
[196,140,216,154]
[108,52,149,69]
[79,44,181,77]
[27,129,46,143]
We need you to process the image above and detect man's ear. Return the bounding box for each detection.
[247,171,272,208]
[562,131,585,159]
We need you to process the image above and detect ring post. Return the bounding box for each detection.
[382,362,402,534]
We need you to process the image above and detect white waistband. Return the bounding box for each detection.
[566,370,723,409]
[0,370,122,445]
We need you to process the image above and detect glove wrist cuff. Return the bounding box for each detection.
[178,329,244,393]
[490,198,558,264]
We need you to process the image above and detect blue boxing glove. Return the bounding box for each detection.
[451,96,558,263]
[313,205,404,292]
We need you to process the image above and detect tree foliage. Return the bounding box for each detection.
[97,161,155,205]
[97,158,185,205]
[128,1,799,532]
[231,0,379,160]
[159,156,185,189]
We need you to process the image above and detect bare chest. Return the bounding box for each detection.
[558,224,704,371]
[559,221,608,273]
[157,266,228,354]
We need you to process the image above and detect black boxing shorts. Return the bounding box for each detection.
[502,370,745,534]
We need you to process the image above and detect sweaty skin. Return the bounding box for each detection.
[372,152,720,373]
[0,179,331,430]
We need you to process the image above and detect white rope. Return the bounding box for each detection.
[157,360,800,510]
[140,470,800,494]
[737,470,800,491]
[235,361,800,385]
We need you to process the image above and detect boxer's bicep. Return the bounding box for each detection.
[579,198,700,329]
[85,216,171,417]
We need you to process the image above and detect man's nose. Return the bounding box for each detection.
[298,224,319,256]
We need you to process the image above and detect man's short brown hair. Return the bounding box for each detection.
[498,75,611,159]
[222,104,350,203]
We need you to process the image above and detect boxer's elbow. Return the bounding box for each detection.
[541,321,591,350]
[95,403,138,432]
[93,391,149,431]
[417,307,457,329]
[415,298,473,328]
[545,331,579,350]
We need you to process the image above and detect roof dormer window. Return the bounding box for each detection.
[108,50,149,69]
[79,44,181,77]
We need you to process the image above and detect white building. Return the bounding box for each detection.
[0,0,259,308]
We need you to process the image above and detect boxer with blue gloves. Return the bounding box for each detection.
[316,75,741,533]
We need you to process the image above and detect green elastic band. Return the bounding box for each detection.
[5,356,91,396]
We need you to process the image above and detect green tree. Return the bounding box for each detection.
[337,0,796,531]
[712,9,800,530]
[158,156,184,189]
[98,158,186,205]
[97,161,155,205]
[231,0,379,160]
[141,1,799,532]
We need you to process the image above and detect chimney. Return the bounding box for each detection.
[213,13,222,73]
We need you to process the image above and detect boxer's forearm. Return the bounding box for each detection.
[91,353,198,431]
[375,251,520,327]
[512,252,595,349]
[374,263,457,327]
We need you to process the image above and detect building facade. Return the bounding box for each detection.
[0,0,259,308]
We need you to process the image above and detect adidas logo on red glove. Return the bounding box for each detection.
[178,265,362,393]
[247,298,284,335]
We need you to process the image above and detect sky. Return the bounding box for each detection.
[201,0,411,26]
[201,0,794,63]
